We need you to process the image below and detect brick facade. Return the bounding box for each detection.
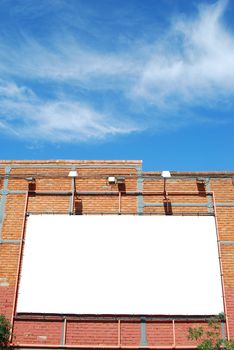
[0,160,233,349]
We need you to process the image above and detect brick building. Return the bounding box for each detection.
[0,160,234,349]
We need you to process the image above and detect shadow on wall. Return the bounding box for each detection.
[74,198,83,215]
[28,180,36,196]
[118,182,126,193]
[196,179,207,197]
[163,199,173,215]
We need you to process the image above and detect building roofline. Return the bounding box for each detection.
[0,160,142,166]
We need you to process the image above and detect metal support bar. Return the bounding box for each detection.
[3,188,234,208]
[0,166,11,240]
[0,239,21,244]
[1,173,234,180]
[1,189,225,196]
[14,314,215,322]
[137,165,144,214]
[61,318,67,346]
[140,318,148,346]
[221,321,226,340]
[29,191,72,195]
[118,191,122,214]
[0,190,26,194]
[205,178,214,214]
[69,179,75,214]
[118,320,121,348]
[172,320,176,348]
[10,191,29,342]
[25,211,213,216]
[144,202,208,207]
[213,192,230,340]
[220,241,234,245]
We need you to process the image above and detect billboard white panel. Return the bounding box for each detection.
[17,215,223,315]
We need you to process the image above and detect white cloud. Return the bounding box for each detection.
[0,34,137,86]
[0,0,233,142]
[133,0,234,106]
[0,80,34,100]
[0,81,138,142]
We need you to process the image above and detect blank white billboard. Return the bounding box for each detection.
[17,215,223,315]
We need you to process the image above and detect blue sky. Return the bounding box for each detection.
[0,0,233,171]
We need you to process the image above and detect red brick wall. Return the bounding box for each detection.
[0,161,233,348]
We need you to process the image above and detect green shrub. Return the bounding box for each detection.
[188,313,234,350]
[0,315,11,350]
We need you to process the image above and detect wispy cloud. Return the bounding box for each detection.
[0,0,233,142]
[0,81,138,142]
[134,0,234,107]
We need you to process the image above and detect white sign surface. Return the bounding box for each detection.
[17,215,223,315]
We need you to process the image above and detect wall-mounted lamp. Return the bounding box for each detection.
[161,171,171,178]
[108,176,117,184]
[68,170,78,215]
[25,177,35,182]
[107,176,125,185]
[68,170,78,177]
[161,171,171,199]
